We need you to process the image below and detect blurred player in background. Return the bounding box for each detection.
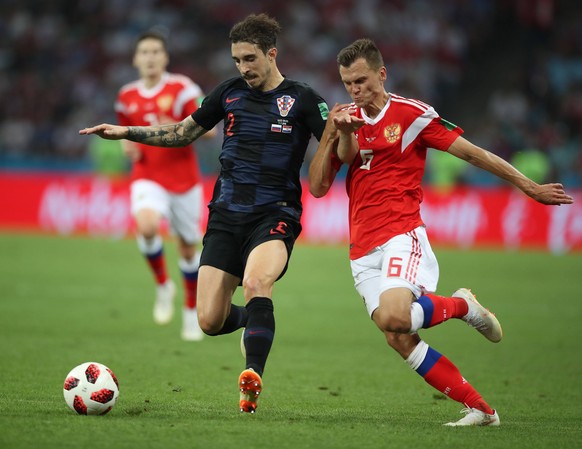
[81,14,329,413]
[309,38,573,426]
[116,30,216,342]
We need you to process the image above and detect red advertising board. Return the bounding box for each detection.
[1,172,580,253]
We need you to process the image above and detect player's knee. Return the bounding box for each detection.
[197,312,221,335]
[385,332,408,350]
[138,226,159,240]
[384,331,419,358]
[374,309,411,334]
[242,274,271,300]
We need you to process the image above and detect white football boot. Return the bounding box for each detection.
[453,288,503,343]
[181,308,204,341]
[444,407,501,426]
[153,279,176,325]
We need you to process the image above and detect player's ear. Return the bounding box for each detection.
[379,66,387,83]
[267,47,277,61]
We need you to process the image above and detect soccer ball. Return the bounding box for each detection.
[63,362,120,415]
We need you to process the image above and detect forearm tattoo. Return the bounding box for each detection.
[127,120,207,147]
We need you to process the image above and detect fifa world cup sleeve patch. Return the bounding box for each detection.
[439,118,458,131]
[318,102,329,120]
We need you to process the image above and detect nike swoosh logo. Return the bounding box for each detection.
[248,330,266,335]
[226,97,240,104]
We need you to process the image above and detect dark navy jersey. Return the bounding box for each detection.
[192,77,328,218]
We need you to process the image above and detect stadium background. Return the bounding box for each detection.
[0,0,581,251]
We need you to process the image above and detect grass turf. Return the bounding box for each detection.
[0,233,581,448]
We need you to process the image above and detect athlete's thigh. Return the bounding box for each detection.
[197,265,240,326]
[351,226,439,318]
[242,212,301,283]
[379,226,439,299]
[243,240,288,298]
[200,225,244,280]
[169,183,203,245]
[350,247,384,318]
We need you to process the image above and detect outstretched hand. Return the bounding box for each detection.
[529,183,574,205]
[332,104,365,133]
[79,124,128,140]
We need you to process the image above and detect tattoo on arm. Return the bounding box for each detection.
[127,118,207,147]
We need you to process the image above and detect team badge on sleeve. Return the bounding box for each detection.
[277,95,295,117]
[318,102,329,120]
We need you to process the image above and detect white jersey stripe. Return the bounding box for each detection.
[401,107,438,153]
[390,94,430,112]
[405,229,422,284]
[173,83,202,117]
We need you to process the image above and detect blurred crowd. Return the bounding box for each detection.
[0,0,580,186]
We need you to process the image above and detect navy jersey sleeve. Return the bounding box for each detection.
[191,78,234,130]
[300,87,328,141]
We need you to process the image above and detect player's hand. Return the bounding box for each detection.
[79,124,128,140]
[529,183,574,205]
[333,108,365,133]
[323,103,350,134]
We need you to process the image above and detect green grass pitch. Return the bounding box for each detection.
[0,233,581,449]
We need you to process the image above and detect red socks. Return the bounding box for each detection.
[416,293,469,328]
[410,342,494,415]
[145,250,168,285]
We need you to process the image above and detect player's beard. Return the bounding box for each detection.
[244,66,270,91]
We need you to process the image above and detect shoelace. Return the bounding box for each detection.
[458,407,473,415]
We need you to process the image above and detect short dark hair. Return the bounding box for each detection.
[337,38,384,70]
[135,29,168,52]
[229,13,282,54]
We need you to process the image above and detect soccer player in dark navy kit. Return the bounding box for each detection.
[80,14,329,413]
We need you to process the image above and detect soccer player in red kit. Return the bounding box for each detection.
[309,38,573,426]
[115,30,215,341]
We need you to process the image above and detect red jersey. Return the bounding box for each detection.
[346,94,463,259]
[115,72,203,193]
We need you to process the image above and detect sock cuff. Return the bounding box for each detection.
[410,302,425,333]
[405,340,430,371]
[416,295,434,328]
[137,234,163,255]
[246,297,274,312]
[179,254,200,273]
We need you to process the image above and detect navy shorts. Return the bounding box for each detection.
[200,207,302,280]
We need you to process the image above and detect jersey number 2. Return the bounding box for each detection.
[225,112,235,136]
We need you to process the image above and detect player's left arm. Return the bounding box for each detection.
[447,136,574,205]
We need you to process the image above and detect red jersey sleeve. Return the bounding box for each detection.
[421,117,464,152]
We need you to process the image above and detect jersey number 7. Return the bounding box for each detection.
[359,149,374,170]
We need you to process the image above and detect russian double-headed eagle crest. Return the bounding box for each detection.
[384,123,401,143]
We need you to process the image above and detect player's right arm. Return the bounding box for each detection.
[308,103,349,198]
[79,116,209,147]
[333,109,362,165]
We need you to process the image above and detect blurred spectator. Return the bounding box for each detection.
[0,0,580,186]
